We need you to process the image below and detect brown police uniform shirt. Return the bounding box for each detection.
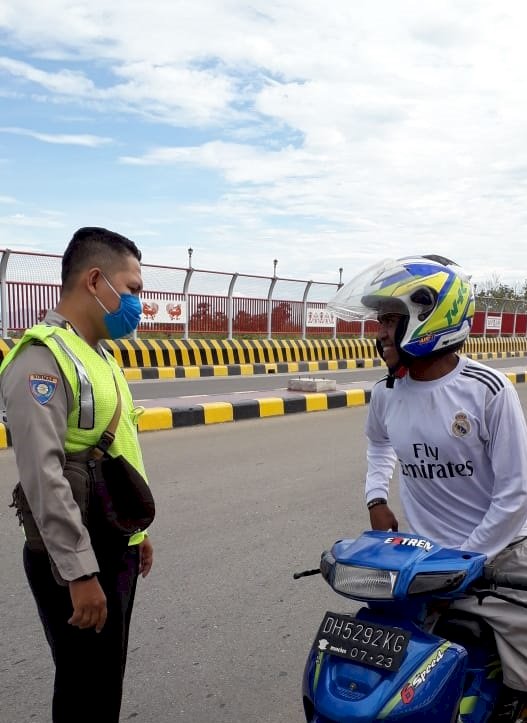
[0,311,99,581]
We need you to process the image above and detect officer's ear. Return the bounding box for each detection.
[86,267,104,296]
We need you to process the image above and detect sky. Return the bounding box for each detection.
[1,0,527,293]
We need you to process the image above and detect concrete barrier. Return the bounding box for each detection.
[2,336,527,370]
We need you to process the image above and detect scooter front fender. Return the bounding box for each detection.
[303,627,467,722]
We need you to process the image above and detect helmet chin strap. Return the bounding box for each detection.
[376,337,409,388]
[386,364,408,388]
[385,362,408,388]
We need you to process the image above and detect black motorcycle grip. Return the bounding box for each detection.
[293,569,321,579]
[484,567,527,591]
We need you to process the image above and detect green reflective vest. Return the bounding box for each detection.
[1,324,148,545]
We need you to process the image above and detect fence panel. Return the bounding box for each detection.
[188,294,229,335]
[336,319,379,337]
[232,297,268,335]
[515,314,527,336]
[7,282,61,331]
[500,313,515,335]
[471,311,485,335]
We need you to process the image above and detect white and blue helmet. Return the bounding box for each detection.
[328,255,475,361]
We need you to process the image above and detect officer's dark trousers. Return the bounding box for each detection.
[23,542,139,723]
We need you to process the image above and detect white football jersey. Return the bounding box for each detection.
[365,356,527,558]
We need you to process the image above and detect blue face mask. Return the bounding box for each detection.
[96,273,142,339]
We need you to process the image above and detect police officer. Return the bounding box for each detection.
[0,227,154,723]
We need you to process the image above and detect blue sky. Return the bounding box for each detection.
[2,1,527,290]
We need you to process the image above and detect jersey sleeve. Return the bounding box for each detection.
[461,382,527,558]
[365,384,397,503]
[1,344,99,580]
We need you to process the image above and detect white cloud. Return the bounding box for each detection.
[121,141,320,184]
[0,195,17,204]
[0,126,112,146]
[0,55,235,126]
[2,1,527,283]
[0,57,95,95]
[109,63,234,125]
[0,213,65,229]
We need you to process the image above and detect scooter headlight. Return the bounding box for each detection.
[333,564,398,600]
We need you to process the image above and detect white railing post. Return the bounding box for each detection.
[301,281,313,340]
[483,298,490,338]
[334,268,343,340]
[227,273,238,340]
[0,250,11,338]
[182,268,194,340]
[267,276,277,340]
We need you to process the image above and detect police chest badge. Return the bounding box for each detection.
[29,374,58,405]
[452,411,471,438]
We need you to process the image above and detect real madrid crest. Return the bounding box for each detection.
[452,411,471,438]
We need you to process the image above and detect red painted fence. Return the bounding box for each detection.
[4,280,527,336]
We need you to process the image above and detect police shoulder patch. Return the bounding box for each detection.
[29,374,58,405]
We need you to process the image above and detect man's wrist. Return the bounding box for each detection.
[72,572,97,582]
[367,498,387,510]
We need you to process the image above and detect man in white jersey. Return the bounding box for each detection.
[328,255,527,722]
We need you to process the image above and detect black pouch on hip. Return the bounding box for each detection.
[88,453,155,538]
[87,375,155,538]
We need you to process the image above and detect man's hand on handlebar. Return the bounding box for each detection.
[370,504,398,532]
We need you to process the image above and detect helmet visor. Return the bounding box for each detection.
[327,258,412,322]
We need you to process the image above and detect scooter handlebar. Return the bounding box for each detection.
[293,568,321,580]
[484,566,527,591]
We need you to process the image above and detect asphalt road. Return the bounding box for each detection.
[2,384,527,722]
[129,357,527,405]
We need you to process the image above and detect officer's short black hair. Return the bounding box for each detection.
[61,227,142,291]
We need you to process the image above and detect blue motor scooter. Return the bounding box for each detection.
[296,531,527,722]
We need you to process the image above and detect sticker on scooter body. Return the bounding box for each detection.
[314,611,410,672]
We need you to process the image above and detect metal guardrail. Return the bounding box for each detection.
[1,248,526,339]
[0,248,343,339]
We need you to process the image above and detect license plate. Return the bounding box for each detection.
[313,611,410,672]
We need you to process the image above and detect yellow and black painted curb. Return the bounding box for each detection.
[105,338,380,367]
[132,387,371,434]
[123,357,383,380]
[0,337,381,367]
[2,367,527,448]
[123,350,527,380]
[101,338,527,368]
[0,388,371,448]
[129,368,527,433]
[3,337,527,370]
